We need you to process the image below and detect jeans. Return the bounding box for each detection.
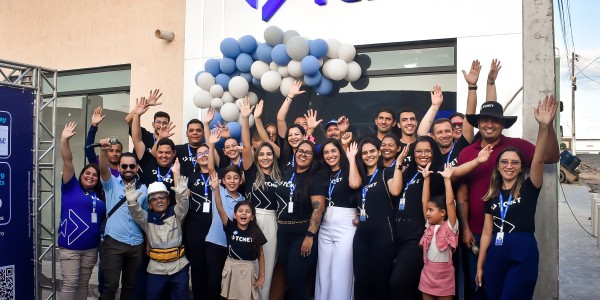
[147,265,190,300]
[58,247,98,300]
[100,235,144,300]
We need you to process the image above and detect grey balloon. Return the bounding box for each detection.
[283,30,300,44]
[264,26,284,46]
[286,36,309,61]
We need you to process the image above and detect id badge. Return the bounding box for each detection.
[495,232,504,246]
[288,202,294,213]
[203,201,210,213]
[359,209,366,222]
[325,207,333,220]
[398,198,406,211]
[91,213,98,223]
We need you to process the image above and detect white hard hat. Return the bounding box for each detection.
[147,182,169,197]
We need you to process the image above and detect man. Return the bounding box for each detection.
[324,116,350,140]
[125,89,167,152]
[85,106,122,177]
[456,98,559,300]
[373,106,396,141]
[98,144,148,300]
[175,118,205,177]
[449,112,466,142]
[396,108,419,166]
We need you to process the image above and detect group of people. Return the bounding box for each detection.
[58,59,560,300]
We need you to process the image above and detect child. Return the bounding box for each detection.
[124,159,190,300]
[210,172,267,300]
[418,163,459,300]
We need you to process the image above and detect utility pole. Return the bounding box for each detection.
[571,52,577,155]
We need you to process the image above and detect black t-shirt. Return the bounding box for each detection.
[175,143,199,177]
[359,167,396,220]
[439,135,470,169]
[324,169,358,208]
[398,141,417,167]
[139,150,176,203]
[276,170,326,221]
[244,164,283,211]
[225,219,267,260]
[484,178,540,233]
[185,170,213,231]
[129,126,156,154]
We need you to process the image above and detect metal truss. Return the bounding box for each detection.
[0,59,58,300]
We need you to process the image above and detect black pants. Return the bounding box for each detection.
[100,235,144,300]
[277,222,318,300]
[186,237,209,300]
[205,242,227,300]
[389,220,424,300]
[353,217,396,300]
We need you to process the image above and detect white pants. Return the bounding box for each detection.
[255,208,278,300]
[315,206,357,300]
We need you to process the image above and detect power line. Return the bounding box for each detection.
[576,65,600,85]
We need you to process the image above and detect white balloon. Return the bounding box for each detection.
[193,89,213,109]
[345,61,362,82]
[237,113,255,128]
[270,61,279,71]
[322,59,333,78]
[261,71,283,92]
[287,60,303,78]
[324,58,348,81]
[326,39,341,59]
[196,72,215,90]
[211,97,224,109]
[209,84,224,98]
[251,61,270,79]
[235,98,245,109]
[278,66,290,77]
[247,92,259,106]
[221,91,235,103]
[228,76,250,98]
[338,43,357,63]
[220,103,240,122]
[280,77,295,97]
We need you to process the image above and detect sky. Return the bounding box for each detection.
[554,0,600,140]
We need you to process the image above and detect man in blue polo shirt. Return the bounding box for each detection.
[99,140,148,300]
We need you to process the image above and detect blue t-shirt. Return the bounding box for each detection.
[58,176,107,250]
[206,185,244,247]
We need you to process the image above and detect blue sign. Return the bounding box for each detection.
[0,86,34,300]
[246,0,364,22]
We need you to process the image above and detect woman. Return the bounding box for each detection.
[353,137,404,300]
[476,97,556,300]
[275,140,326,300]
[316,139,361,300]
[380,133,401,168]
[221,137,243,168]
[58,122,106,300]
[183,143,214,300]
[240,98,284,300]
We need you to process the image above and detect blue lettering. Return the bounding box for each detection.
[245,0,363,22]
[0,117,6,123]
[0,138,5,144]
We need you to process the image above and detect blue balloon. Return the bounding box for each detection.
[215,74,231,90]
[256,43,274,63]
[272,44,291,66]
[309,39,329,59]
[251,51,260,61]
[210,111,224,129]
[220,38,242,59]
[226,122,242,139]
[251,77,261,87]
[220,58,237,74]
[240,72,253,82]
[316,77,333,95]
[239,35,258,54]
[301,55,320,76]
[304,72,323,87]
[205,59,222,77]
[236,53,254,73]
[231,70,241,77]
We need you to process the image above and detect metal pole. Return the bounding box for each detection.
[571,52,577,155]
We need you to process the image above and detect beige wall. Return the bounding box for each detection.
[0,0,186,143]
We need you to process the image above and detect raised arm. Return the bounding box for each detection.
[277,80,305,138]
[387,145,409,196]
[530,95,556,187]
[98,138,113,182]
[462,59,481,143]
[207,128,221,175]
[304,109,322,137]
[486,59,501,101]
[85,107,105,164]
[125,89,162,124]
[438,164,456,228]
[419,162,434,219]
[171,172,190,219]
[210,172,229,226]
[543,96,560,164]
[346,142,362,189]
[132,98,150,160]
[60,122,77,184]
[254,100,281,157]
[124,182,148,232]
[240,97,255,171]
[452,144,492,179]
[150,121,176,157]
[417,85,443,136]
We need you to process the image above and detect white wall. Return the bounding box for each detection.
[184,0,526,136]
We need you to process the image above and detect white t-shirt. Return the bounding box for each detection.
[425,220,459,262]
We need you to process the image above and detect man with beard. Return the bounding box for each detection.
[98,142,149,300]
[85,106,123,178]
[372,106,397,141]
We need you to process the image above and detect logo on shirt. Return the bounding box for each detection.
[490,196,521,211]
[231,235,253,243]
[364,182,377,189]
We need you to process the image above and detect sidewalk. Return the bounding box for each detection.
[558,183,600,299]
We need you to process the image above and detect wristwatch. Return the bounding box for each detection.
[305,231,315,237]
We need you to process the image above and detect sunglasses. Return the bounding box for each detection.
[452,122,463,128]
[120,164,136,170]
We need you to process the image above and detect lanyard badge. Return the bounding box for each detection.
[495,193,512,246]
[199,173,211,213]
[360,169,379,221]
[399,172,419,211]
[90,193,98,223]
[288,173,296,213]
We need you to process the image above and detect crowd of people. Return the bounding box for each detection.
[57,59,560,300]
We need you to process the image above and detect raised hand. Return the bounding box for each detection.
[208,128,221,145]
[437,163,454,179]
[146,89,163,107]
[171,175,189,195]
[346,142,358,159]
[304,109,323,130]
[288,80,305,98]
[91,107,106,126]
[62,122,77,140]
[430,85,443,107]
[134,97,149,116]
[240,97,254,118]
[337,116,350,132]
[534,95,557,126]
[487,59,502,83]
[418,162,433,179]
[157,121,176,139]
[205,107,215,124]
[462,59,482,86]
[209,172,220,190]
[123,182,142,202]
[341,132,353,146]
[254,100,264,119]
[477,144,493,164]
[217,121,231,138]
[398,143,410,164]
[172,157,181,175]
[99,137,113,150]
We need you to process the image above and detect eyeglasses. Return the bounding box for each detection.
[196,151,209,158]
[452,122,463,128]
[499,159,521,166]
[153,121,169,126]
[149,195,168,202]
[297,149,313,157]
[120,164,136,170]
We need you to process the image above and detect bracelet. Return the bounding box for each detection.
[305,231,315,237]
[487,80,495,85]
[468,85,477,90]
[287,96,294,100]
[397,164,403,170]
